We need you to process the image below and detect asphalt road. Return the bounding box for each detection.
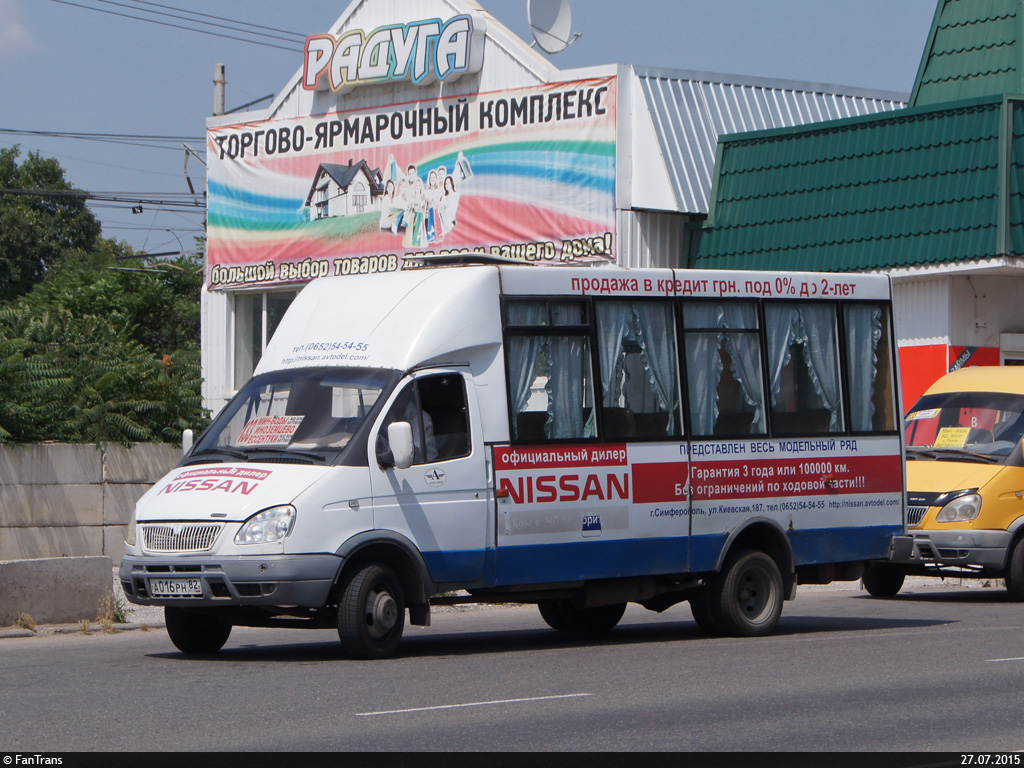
[2,581,1023,753]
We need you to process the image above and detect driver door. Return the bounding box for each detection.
[369,372,490,585]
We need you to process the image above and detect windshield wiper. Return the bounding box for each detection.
[185,446,250,463]
[906,446,999,464]
[244,447,328,463]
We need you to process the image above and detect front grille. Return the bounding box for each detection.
[141,523,223,553]
[907,506,929,527]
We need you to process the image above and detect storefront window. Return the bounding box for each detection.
[233,290,298,390]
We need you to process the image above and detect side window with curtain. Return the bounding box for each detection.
[506,300,595,442]
[682,301,767,438]
[843,304,896,432]
[595,301,682,439]
[765,302,844,435]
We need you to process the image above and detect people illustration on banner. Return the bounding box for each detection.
[314,151,470,247]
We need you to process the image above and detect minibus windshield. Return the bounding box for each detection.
[189,367,398,464]
[905,390,1024,463]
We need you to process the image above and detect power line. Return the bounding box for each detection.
[46,0,302,52]
[89,0,306,46]
[1,187,205,211]
[131,0,307,39]
[1,127,206,154]
[0,128,201,143]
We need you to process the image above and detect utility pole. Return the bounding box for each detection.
[213,63,226,116]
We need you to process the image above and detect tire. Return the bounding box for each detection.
[708,549,784,638]
[164,607,232,654]
[1004,537,1024,602]
[537,600,626,633]
[538,600,570,631]
[688,588,722,636]
[862,562,906,598]
[337,563,405,659]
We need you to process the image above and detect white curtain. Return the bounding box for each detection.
[506,303,547,437]
[765,303,842,431]
[844,304,883,431]
[633,302,680,434]
[546,336,592,438]
[683,304,723,436]
[720,303,766,433]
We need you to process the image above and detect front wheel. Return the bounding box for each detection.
[538,600,626,633]
[708,549,784,637]
[337,563,405,659]
[862,562,906,598]
[164,607,232,654]
[1004,537,1024,601]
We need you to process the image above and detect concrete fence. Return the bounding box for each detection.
[0,443,180,564]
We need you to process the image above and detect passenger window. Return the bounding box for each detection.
[376,374,470,466]
[506,300,595,441]
[595,301,681,439]
[765,303,844,435]
[683,302,767,437]
[844,304,896,432]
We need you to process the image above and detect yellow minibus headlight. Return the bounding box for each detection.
[935,493,982,523]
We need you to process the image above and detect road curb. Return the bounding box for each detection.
[0,621,165,639]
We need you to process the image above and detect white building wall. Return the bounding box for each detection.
[616,210,690,269]
[949,275,1024,348]
[892,277,950,348]
[200,286,232,416]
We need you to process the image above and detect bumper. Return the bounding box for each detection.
[119,554,342,608]
[893,529,1012,570]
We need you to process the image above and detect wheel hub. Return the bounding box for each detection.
[367,589,398,639]
[738,570,769,617]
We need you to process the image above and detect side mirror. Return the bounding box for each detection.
[387,422,415,470]
[182,428,194,457]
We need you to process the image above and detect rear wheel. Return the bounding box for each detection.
[688,588,722,636]
[1004,537,1024,602]
[862,562,906,598]
[708,549,784,637]
[538,600,626,633]
[164,607,232,654]
[337,563,405,659]
[537,600,570,631]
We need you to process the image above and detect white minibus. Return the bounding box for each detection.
[120,261,909,658]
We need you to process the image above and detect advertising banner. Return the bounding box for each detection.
[206,76,617,289]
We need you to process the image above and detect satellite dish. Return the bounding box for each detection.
[528,0,580,54]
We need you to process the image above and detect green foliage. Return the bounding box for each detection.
[0,146,102,302]
[20,246,204,357]
[0,306,208,446]
[0,150,208,446]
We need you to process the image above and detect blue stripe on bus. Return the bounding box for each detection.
[420,525,903,586]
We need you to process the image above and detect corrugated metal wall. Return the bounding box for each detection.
[637,70,905,214]
[893,277,950,346]
[615,210,692,269]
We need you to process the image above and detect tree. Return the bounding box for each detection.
[0,146,102,302]
[0,150,208,446]
[0,293,208,447]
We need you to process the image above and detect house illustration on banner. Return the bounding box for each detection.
[304,160,384,220]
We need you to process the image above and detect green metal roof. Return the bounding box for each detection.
[911,0,1024,107]
[691,0,1024,274]
[693,96,1016,273]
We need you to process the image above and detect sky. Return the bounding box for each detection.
[0,0,938,256]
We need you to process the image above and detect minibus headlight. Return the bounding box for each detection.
[125,517,137,546]
[936,493,982,523]
[235,505,296,545]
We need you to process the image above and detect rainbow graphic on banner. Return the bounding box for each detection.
[206,77,617,288]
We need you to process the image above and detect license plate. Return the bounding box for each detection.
[149,578,203,597]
